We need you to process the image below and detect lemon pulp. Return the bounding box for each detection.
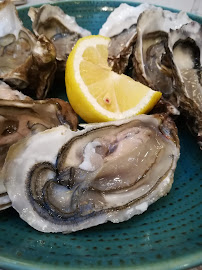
[65,35,162,123]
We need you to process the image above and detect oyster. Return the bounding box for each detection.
[3,114,179,233]
[0,81,31,100]
[0,98,78,210]
[28,4,91,71]
[0,0,56,99]
[133,8,192,96]
[99,3,152,74]
[167,22,202,148]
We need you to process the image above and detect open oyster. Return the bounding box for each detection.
[28,4,91,72]
[3,114,179,233]
[167,22,202,148]
[99,3,152,74]
[0,98,78,210]
[0,0,56,99]
[133,8,191,96]
[133,8,201,147]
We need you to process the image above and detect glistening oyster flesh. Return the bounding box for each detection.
[28,4,91,71]
[167,22,202,148]
[3,114,179,233]
[0,98,78,210]
[0,0,56,99]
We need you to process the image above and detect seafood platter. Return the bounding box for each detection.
[0,0,201,269]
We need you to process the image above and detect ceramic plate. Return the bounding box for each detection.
[0,1,201,270]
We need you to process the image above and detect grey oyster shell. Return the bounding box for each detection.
[28,4,91,72]
[99,3,152,74]
[0,98,78,210]
[0,81,31,101]
[167,22,202,148]
[133,8,192,96]
[107,25,137,74]
[0,1,57,99]
[3,114,179,233]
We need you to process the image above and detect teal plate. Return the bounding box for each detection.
[0,1,202,270]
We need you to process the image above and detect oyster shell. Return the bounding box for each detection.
[0,81,31,101]
[0,98,78,210]
[28,4,91,72]
[133,8,192,96]
[133,9,201,147]
[0,0,57,99]
[3,114,179,233]
[167,22,202,148]
[99,3,152,74]
[0,182,10,211]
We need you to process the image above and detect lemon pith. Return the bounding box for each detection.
[65,35,162,123]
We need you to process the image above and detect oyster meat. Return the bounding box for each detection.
[0,98,78,210]
[28,4,91,71]
[133,8,192,96]
[167,22,202,148]
[99,3,152,74]
[3,114,179,233]
[0,0,56,99]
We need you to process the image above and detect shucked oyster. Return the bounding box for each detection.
[133,8,201,147]
[167,22,202,148]
[99,3,152,74]
[0,98,78,210]
[3,114,179,233]
[0,0,56,99]
[28,4,91,71]
[133,8,191,96]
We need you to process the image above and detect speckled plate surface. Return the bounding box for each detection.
[0,1,201,270]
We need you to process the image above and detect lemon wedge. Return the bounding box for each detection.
[65,35,162,122]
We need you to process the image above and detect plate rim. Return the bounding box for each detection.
[0,249,201,270]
